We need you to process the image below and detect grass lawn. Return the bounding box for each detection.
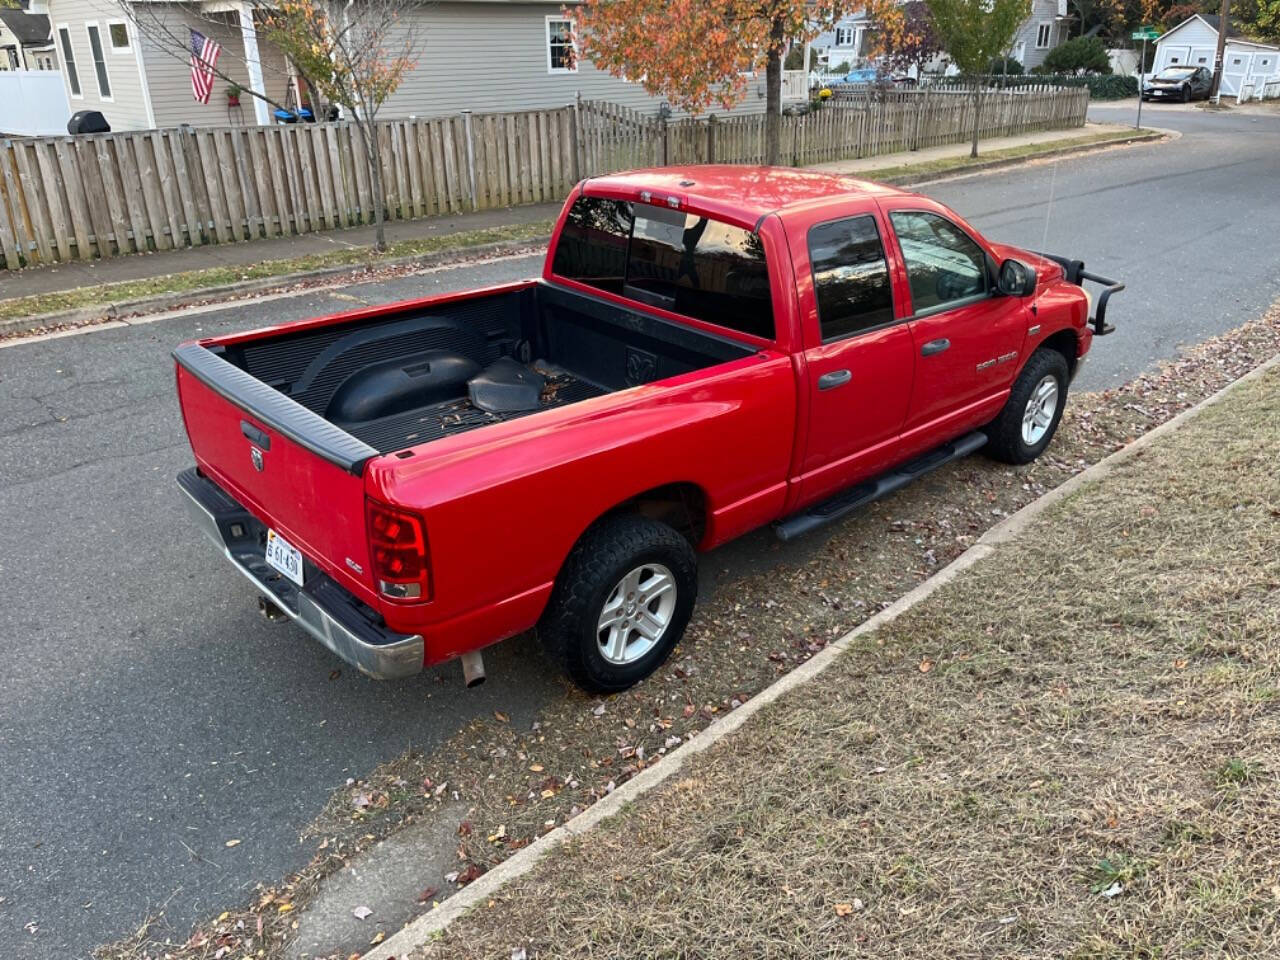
[860,128,1159,184]
[418,364,1280,959]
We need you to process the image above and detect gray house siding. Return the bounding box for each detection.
[46,0,151,129]
[1012,0,1069,70]
[141,6,291,130]
[378,2,766,120]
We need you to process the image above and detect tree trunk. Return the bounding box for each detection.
[970,83,981,159]
[356,118,388,252]
[764,15,786,166]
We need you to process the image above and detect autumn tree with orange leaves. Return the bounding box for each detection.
[572,0,846,166]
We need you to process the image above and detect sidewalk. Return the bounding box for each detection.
[0,122,1143,307]
[0,201,562,303]
[811,120,1136,176]
[400,361,1280,959]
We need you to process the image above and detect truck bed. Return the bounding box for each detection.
[198,281,753,457]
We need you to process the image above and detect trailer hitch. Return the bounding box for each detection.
[1035,253,1125,336]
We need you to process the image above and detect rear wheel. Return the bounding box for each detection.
[539,514,697,693]
[983,349,1070,464]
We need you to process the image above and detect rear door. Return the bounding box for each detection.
[789,206,916,505]
[879,203,1027,455]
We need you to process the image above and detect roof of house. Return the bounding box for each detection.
[582,165,904,226]
[0,7,50,46]
[1158,13,1278,48]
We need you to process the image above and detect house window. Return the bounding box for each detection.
[546,17,575,73]
[85,23,111,99]
[1035,22,1053,48]
[1197,55,1207,63]
[835,26,855,47]
[57,25,80,97]
[107,21,131,53]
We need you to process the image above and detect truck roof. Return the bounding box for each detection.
[582,165,908,227]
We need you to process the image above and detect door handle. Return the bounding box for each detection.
[921,338,951,357]
[817,369,852,391]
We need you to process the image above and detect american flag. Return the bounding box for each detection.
[189,28,221,104]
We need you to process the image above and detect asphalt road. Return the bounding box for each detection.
[2,103,1277,959]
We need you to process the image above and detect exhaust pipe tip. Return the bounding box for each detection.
[257,595,289,623]
[460,650,486,688]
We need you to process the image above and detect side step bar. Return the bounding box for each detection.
[774,431,988,541]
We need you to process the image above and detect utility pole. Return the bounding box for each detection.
[1210,0,1231,100]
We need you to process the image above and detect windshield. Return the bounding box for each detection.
[1154,67,1196,80]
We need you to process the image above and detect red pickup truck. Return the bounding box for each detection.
[174,166,1121,693]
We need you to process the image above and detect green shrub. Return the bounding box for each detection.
[988,56,1025,74]
[930,72,1138,99]
[1043,36,1113,74]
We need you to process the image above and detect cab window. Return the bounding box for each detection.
[551,195,774,340]
[889,210,988,314]
[808,215,895,341]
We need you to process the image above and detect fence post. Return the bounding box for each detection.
[571,94,582,182]
[660,116,669,166]
[461,110,478,211]
[706,114,716,163]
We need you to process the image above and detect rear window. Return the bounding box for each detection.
[551,195,775,340]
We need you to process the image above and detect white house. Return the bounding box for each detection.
[0,2,56,71]
[1153,14,1280,100]
[810,3,1070,76]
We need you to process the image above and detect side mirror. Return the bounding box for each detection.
[998,258,1037,298]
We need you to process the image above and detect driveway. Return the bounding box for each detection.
[2,104,1278,959]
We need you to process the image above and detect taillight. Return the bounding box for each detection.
[366,499,430,601]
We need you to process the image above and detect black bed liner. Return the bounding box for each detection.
[179,281,755,465]
[342,370,606,451]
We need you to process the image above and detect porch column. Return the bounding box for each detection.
[239,2,272,126]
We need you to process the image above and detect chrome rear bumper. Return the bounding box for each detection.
[177,468,424,679]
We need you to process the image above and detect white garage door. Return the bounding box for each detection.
[1160,44,1191,69]
[1222,51,1250,95]
[1190,47,1215,69]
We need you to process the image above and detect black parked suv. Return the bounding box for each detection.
[1142,66,1213,102]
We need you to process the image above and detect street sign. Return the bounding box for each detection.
[1132,27,1159,40]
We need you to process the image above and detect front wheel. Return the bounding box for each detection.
[983,349,1069,464]
[1181,86,1191,103]
[538,514,697,693]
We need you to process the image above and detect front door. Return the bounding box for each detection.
[792,210,916,506]
[881,207,1027,455]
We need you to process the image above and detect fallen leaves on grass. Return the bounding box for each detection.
[94,306,1280,960]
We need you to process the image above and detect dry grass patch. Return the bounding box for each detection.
[95,310,1280,958]
[418,367,1280,959]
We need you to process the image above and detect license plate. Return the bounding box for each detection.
[265,529,305,586]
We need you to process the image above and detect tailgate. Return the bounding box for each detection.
[174,343,379,606]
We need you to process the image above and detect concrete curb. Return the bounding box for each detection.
[365,348,1280,960]
[885,128,1169,187]
[0,237,549,340]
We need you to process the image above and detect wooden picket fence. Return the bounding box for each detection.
[0,87,1088,270]
[630,86,1091,167]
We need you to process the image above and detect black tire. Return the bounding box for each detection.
[1181,86,1191,103]
[983,348,1070,464]
[538,513,697,693]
